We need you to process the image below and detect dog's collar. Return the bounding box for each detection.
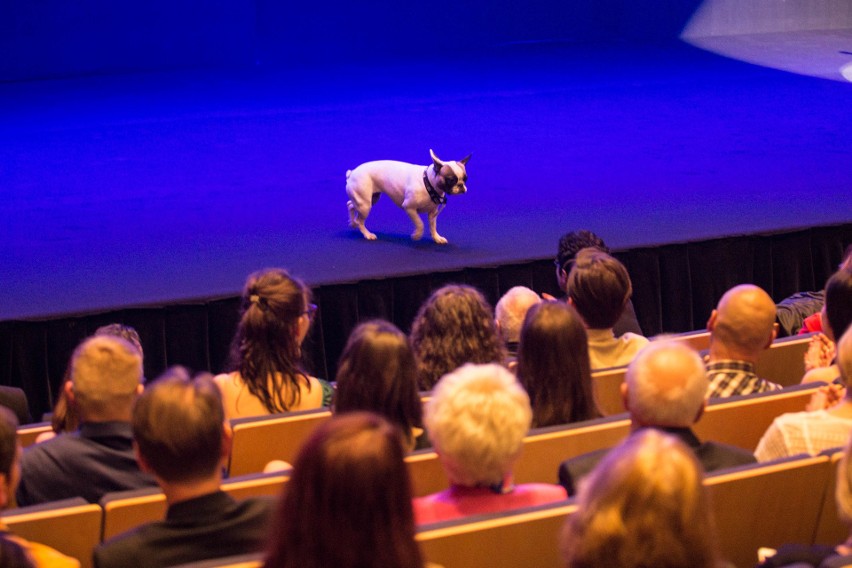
[423,167,447,205]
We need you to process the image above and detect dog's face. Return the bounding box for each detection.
[431,150,470,195]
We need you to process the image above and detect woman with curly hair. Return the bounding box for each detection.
[214,268,332,419]
[516,301,600,428]
[410,284,506,391]
[334,320,427,451]
[561,429,721,568]
[263,412,427,568]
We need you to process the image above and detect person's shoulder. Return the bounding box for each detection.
[697,440,757,470]
[94,524,154,568]
[558,447,610,495]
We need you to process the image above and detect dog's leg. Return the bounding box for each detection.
[348,200,377,240]
[405,208,425,241]
[428,209,447,244]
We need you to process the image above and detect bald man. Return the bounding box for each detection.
[495,286,541,360]
[705,284,782,398]
[557,341,755,494]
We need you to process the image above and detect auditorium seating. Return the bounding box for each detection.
[813,449,847,546]
[17,421,52,447]
[754,333,813,387]
[2,497,102,568]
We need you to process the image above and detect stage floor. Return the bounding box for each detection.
[2,35,851,321]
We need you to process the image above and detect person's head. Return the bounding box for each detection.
[707,284,777,360]
[425,363,531,487]
[94,323,144,359]
[834,414,852,526]
[264,412,421,568]
[516,301,598,427]
[495,286,541,345]
[0,407,20,509]
[334,320,422,444]
[623,340,707,429]
[132,367,229,485]
[66,335,144,422]
[567,248,632,330]
[228,267,315,412]
[823,266,852,342]
[410,284,506,390]
[561,429,719,568]
[555,230,610,292]
[837,326,852,390]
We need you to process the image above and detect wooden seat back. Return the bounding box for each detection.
[17,422,53,448]
[417,501,577,568]
[227,409,332,476]
[590,367,627,416]
[813,449,847,546]
[754,333,813,387]
[3,498,102,568]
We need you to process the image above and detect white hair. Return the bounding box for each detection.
[425,363,531,486]
[626,341,707,428]
[495,287,541,344]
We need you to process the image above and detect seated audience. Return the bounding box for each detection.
[40,323,144,443]
[215,268,332,419]
[802,265,852,385]
[561,429,722,568]
[706,284,782,398]
[263,412,427,568]
[566,248,648,369]
[0,407,79,567]
[334,320,426,451]
[558,341,755,495]
[0,386,31,427]
[16,336,156,506]
[515,301,600,427]
[410,284,506,391]
[413,363,566,524]
[494,286,541,362]
[757,425,852,567]
[790,244,852,336]
[755,325,852,462]
[554,229,643,336]
[94,368,271,568]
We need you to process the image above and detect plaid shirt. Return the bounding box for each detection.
[706,359,783,399]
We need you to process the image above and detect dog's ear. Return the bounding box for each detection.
[430,149,445,170]
[459,153,471,165]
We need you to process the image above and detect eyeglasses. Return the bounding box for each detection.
[303,303,318,321]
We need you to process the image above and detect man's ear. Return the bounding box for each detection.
[693,399,707,424]
[0,472,9,509]
[64,381,76,404]
[707,309,718,332]
[221,422,233,462]
[620,382,630,413]
[765,323,779,349]
[133,442,153,474]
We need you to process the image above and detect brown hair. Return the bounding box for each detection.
[410,284,506,390]
[825,265,852,341]
[334,321,422,444]
[516,302,599,427]
[227,268,313,412]
[264,412,423,568]
[567,248,632,329]
[561,430,719,568]
[132,368,225,483]
[0,407,18,478]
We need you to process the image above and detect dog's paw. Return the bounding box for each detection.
[432,235,448,245]
[364,232,377,241]
[411,230,424,241]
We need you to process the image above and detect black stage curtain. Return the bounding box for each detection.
[2,223,850,419]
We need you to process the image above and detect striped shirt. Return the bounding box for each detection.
[706,360,783,399]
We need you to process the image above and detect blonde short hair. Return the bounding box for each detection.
[561,429,719,568]
[425,363,531,486]
[72,336,143,410]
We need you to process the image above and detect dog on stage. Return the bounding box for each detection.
[345,149,470,244]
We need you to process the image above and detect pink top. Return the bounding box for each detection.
[413,483,567,525]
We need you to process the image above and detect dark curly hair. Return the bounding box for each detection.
[556,230,610,273]
[516,301,600,427]
[227,268,313,413]
[410,284,506,390]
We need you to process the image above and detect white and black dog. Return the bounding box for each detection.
[345,149,470,244]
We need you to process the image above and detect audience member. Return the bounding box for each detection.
[215,268,332,419]
[41,323,144,443]
[705,284,782,398]
[560,429,722,568]
[0,387,31,427]
[566,248,648,369]
[515,301,600,427]
[16,336,156,506]
[94,368,271,568]
[334,320,426,451]
[554,230,642,337]
[0,407,78,567]
[802,265,852,385]
[263,412,426,568]
[410,284,506,391]
[558,341,754,495]
[494,286,541,361]
[755,325,852,462]
[757,424,852,567]
[413,363,566,524]
[792,244,852,336]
